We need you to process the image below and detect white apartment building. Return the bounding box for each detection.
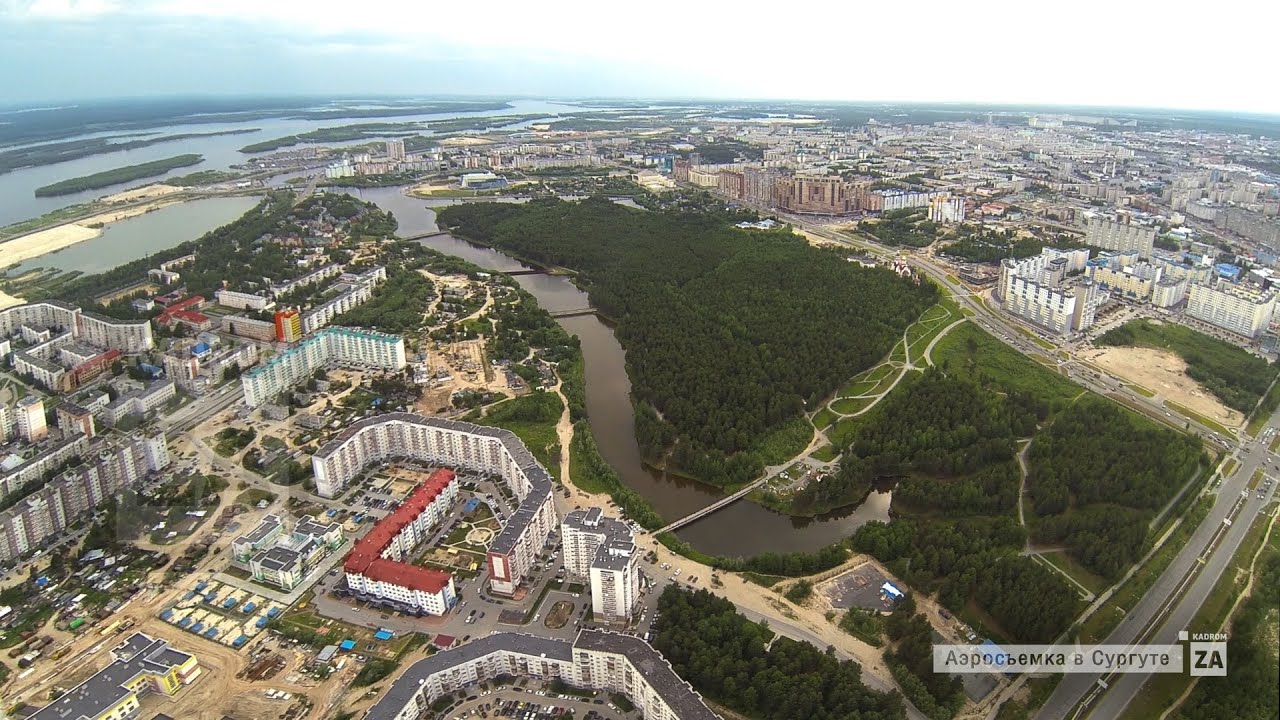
[312,414,557,597]
[1186,282,1277,338]
[1088,256,1162,302]
[999,249,1103,335]
[1084,217,1156,259]
[0,301,153,353]
[15,396,46,443]
[100,379,176,427]
[241,326,405,407]
[301,267,387,334]
[928,194,967,224]
[386,139,406,162]
[365,631,719,720]
[214,289,274,311]
[1152,277,1189,308]
[561,508,641,623]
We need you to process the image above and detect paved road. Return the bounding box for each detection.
[1037,414,1279,720]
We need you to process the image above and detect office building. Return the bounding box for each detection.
[246,515,343,590]
[342,468,459,614]
[27,633,200,720]
[561,509,641,623]
[1186,282,1277,338]
[241,326,406,406]
[274,310,303,342]
[313,414,556,597]
[366,630,718,720]
[1084,217,1156,259]
[15,396,46,443]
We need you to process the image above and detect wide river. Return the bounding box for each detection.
[343,187,892,557]
[0,99,581,227]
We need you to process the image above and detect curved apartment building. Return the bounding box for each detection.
[311,414,556,597]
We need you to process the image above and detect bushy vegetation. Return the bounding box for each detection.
[652,586,904,720]
[335,262,434,333]
[865,209,939,248]
[1097,319,1278,412]
[1026,397,1204,579]
[884,596,965,720]
[439,198,936,487]
[938,225,1085,263]
[33,154,204,196]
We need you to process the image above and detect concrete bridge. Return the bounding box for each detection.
[549,307,597,318]
[654,477,769,535]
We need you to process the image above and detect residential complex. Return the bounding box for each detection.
[999,249,1104,336]
[561,508,641,623]
[1084,217,1157,258]
[241,326,406,406]
[1186,281,1278,338]
[300,266,387,334]
[311,414,556,597]
[0,433,170,562]
[366,631,719,720]
[27,633,200,720]
[342,468,460,614]
[234,513,344,590]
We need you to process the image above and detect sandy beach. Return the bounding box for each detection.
[0,290,25,310]
[438,136,494,147]
[0,195,183,269]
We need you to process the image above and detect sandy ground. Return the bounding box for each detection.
[1083,346,1244,426]
[796,228,841,248]
[101,183,183,203]
[0,290,25,309]
[438,136,495,147]
[0,197,183,268]
[407,182,454,196]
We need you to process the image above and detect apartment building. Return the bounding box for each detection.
[999,249,1103,335]
[0,433,169,562]
[274,309,303,342]
[561,508,640,623]
[1186,281,1277,338]
[776,175,858,215]
[14,396,47,442]
[100,379,176,427]
[343,468,459,614]
[1152,277,1190,308]
[1084,217,1156,259]
[366,631,718,720]
[215,289,274,311]
[1087,253,1163,301]
[27,633,200,720]
[241,326,405,406]
[312,414,556,597]
[301,266,387,334]
[929,194,967,224]
[223,314,277,342]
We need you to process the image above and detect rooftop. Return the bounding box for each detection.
[28,633,193,720]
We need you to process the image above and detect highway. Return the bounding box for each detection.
[1036,412,1278,720]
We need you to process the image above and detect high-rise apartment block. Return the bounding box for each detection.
[14,396,46,442]
[1084,217,1156,259]
[999,249,1103,336]
[1186,282,1277,338]
[561,508,641,623]
[241,326,406,406]
[386,139,406,162]
[274,309,303,342]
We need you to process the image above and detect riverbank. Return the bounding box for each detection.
[0,192,186,269]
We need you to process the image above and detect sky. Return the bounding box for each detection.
[2,0,1278,114]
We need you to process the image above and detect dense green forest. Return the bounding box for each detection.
[1097,319,1278,412]
[884,596,965,720]
[652,586,904,720]
[332,262,434,333]
[864,209,939,248]
[438,198,937,487]
[33,154,204,196]
[797,371,1041,514]
[1026,397,1204,579]
[1172,544,1280,720]
[693,140,764,163]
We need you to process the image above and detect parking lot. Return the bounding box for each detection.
[816,561,894,611]
[429,681,637,720]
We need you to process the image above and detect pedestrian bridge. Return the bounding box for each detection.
[654,477,769,535]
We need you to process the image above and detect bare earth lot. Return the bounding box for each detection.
[1083,346,1243,427]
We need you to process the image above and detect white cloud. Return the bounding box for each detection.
[7,0,120,18]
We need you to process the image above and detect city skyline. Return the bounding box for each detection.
[3,0,1279,114]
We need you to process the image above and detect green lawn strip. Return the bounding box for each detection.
[1249,469,1265,490]
[811,407,837,430]
[811,444,840,462]
[932,322,1080,408]
[1117,504,1276,720]
[1165,400,1235,438]
[1038,550,1108,596]
[1010,323,1055,350]
[831,396,876,415]
[1221,458,1237,478]
[1125,383,1156,398]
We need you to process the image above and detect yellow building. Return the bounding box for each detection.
[30,633,200,720]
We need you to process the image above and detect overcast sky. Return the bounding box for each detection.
[2,0,1277,114]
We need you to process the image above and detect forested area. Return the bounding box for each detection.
[1026,397,1204,579]
[938,225,1086,264]
[652,586,905,720]
[851,518,1076,642]
[1097,319,1278,412]
[438,198,936,487]
[864,209,939,248]
[333,261,434,333]
[795,371,1040,515]
[33,153,204,196]
[884,596,965,720]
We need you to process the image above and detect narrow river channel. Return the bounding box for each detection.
[344,187,892,557]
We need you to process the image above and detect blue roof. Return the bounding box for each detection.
[340,639,357,650]
[374,631,393,640]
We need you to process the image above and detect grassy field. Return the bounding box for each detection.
[811,444,840,462]
[1166,400,1236,437]
[811,407,837,430]
[931,322,1082,408]
[831,396,877,415]
[478,392,563,472]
